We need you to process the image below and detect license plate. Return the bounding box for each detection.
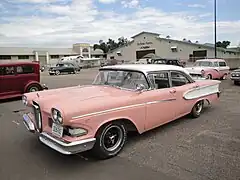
[52,123,63,138]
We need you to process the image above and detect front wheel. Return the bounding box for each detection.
[234,81,239,85]
[55,70,60,75]
[190,100,204,118]
[220,74,227,80]
[92,122,127,160]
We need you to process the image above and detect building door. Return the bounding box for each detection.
[192,50,207,61]
[136,49,155,59]
[38,56,47,66]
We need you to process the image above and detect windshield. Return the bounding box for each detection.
[93,70,149,90]
[194,61,213,67]
[56,64,64,67]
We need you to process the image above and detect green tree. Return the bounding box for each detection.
[216,41,231,48]
[93,36,130,53]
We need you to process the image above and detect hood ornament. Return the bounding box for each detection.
[37,93,40,98]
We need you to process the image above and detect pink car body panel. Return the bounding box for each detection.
[24,81,221,143]
[22,64,222,155]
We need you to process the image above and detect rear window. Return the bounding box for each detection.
[16,65,34,74]
[219,61,226,67]
[0,66,15,75]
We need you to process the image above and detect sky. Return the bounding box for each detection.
[0,0,239,47]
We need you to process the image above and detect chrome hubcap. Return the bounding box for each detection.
[29,87,38,92]
[196,101,203,114]
[102,125,123,152]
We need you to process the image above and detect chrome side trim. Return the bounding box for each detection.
[72,98,176,119]
[146,98,176,105]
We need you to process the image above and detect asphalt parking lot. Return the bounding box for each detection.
[0,68,239,180]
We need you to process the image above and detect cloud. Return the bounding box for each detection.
[98,0,117,4]
[187,4,205,8]
[121,0,139,8]
[0,0,239,47]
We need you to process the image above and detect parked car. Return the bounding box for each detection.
[185,59,230,80]
[230,67,240,85]
[22,64,221,159]
[0,61,48,100]
[151,58,185,67]
[48,62,81,75]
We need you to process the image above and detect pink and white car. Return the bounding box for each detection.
[22,64,221,159]
[185,59,230,80]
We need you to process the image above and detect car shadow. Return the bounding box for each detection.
[0,97,21,104]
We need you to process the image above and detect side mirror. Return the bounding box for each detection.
[136,84,145,92]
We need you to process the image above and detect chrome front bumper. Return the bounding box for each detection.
[230,77,240,81]
[22,113,96,155]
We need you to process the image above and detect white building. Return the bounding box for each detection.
[107,31,240,68]
[0,43,105,67]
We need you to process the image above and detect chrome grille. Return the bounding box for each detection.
[32,101,42,132]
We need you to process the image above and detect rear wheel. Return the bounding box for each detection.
[26,84,42,93]
[206,74,212,79]
[190,100,204,118]
[92,121,127,160]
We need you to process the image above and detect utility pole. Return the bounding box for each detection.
[214,0,217,58]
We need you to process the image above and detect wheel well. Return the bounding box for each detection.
[25,83,43,92]
[98,118,139,134]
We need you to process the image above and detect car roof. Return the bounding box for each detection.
[0,60,39,66]
[100,64,190,74]
[196,58,225,62]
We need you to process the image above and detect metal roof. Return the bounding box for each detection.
[0,47,77,55]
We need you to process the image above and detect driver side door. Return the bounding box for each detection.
[142,71,178,131]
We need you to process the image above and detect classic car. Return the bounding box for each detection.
[230,67,240,85]
[185,59,230,80]
[151,58,185,67]
[0,61,48,100]
[22,64,221,159]
[48,62,81,75]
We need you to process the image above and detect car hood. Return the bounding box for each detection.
[26,85,138,122]
[185,66,212,74]
[232,69,240,73]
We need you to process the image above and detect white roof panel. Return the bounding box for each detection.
[101,64,190,74]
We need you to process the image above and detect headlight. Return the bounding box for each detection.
[22,95,28,106]
[201,69,205,75]
[68,127,88,137]
[51,108,63,124]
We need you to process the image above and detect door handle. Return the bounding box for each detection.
[169,89,176,94]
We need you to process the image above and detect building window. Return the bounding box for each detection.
[82,48,89,52]
[18,55,29,59]
[50,55,59,59]
[171,46,178,52]
[0,55,11,60]
[16,65,34,74]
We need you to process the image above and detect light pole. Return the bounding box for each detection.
[214,0,217,58]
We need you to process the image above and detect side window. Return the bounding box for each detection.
[219,61,226,67]
[171,72,191,87]
[16,65,34,74]
[213,62,219,67]
[148,72,170,89]
[0,66,15,75]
